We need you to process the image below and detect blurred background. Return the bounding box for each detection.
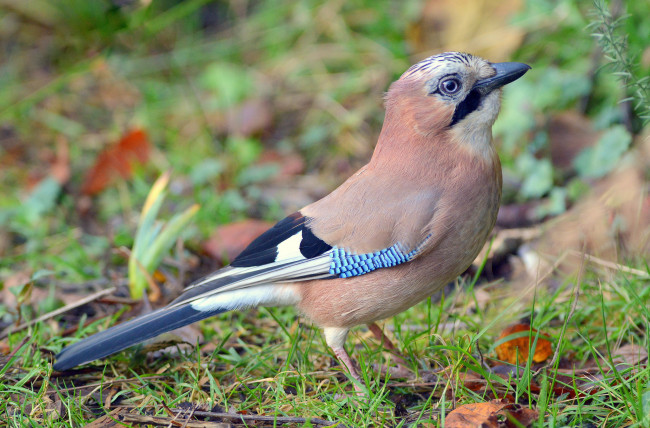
[0,0,648,304]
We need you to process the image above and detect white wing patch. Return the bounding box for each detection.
[169,252,333,310]
[275,231,305,262]
[190,284,299,312]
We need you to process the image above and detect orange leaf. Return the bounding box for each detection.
[495,323,552,365]
[202,219,273,264]
[459,371,487,392]
[446,399,538,428]
[257,150,305,179]
[82,129,151,195]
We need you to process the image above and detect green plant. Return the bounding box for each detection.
[589,0,650,125]
[128,172,198,299]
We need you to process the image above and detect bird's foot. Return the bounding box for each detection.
[367,322,408,366]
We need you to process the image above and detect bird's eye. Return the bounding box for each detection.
[439,78,461,95]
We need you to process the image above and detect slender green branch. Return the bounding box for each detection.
[589,0,650,124]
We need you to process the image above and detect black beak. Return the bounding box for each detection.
[474,62,531,93]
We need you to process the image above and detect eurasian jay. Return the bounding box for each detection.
[54,52,530,389]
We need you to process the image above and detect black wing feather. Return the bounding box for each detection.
[231,212,332,267]
[300,226,333,258]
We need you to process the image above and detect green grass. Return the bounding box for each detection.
[2,260,649,426]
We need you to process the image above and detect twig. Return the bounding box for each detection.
[114,413,223,428]
[569,250,649,277]
[86,404,347,427]
[0,286,117,339]
[178,405,196,428]
[475,339,489,372]
[388,380,439,388]
[186,410,346,427]
[50,375,168,389]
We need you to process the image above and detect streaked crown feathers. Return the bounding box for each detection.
[401,52,482,80]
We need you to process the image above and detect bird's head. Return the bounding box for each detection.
[382,52,530,159]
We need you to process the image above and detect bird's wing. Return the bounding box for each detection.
[167,212,335,308]
[174,165,443,307]
[54,170,440,371]
[173,165,443,307]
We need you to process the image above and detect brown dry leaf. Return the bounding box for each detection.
[538,129,650,262]
[226,98,273,137]
[446,399,538,427]
[612,344,648,366]
[22,136,70,191]
[145,323,204,357]
[50,136,71,185]
[548,111,599,173]
[90,59,141,110]
[408,0,524,61]
[81,129,151,195]
[257,150,305,179]
[504,405,539,427]
[202,219,273,263]
[495,323,552,365]
[43,394,65,420]
[460,371,487,392]
[539,166,650,261]
[2,271,31,311]
[496,201,543,228]
[84,408,133,428]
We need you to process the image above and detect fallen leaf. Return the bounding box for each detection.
[504,404,539,427]
[496,323,552,365]
[612,344,648,366]
[43,394,65,420]
[459,371,487,392]
[226,98,273,137]
[538,160,650,261]
[548,111,599,173]
[496,202,542,228]
[469,288,491,312]
[50,136,71,185]
[446,399,538,427]
[146,323,204,357]
[1,271,31,311]
[203,219,273,264]
[408,0,524,61]
[537,129,650,263]
[82,129,151,195]
[85,408,132,428]
[257,150,305,179]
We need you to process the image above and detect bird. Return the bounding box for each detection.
[54,52,530,390]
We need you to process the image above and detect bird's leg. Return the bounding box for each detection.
[367,323,438,381]
[367,322,407,367]
[331,346,365,393]
[324,327,365,392]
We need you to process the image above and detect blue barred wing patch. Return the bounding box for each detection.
[329,236,431,278]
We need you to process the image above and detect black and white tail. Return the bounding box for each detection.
[53,304,227,371]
